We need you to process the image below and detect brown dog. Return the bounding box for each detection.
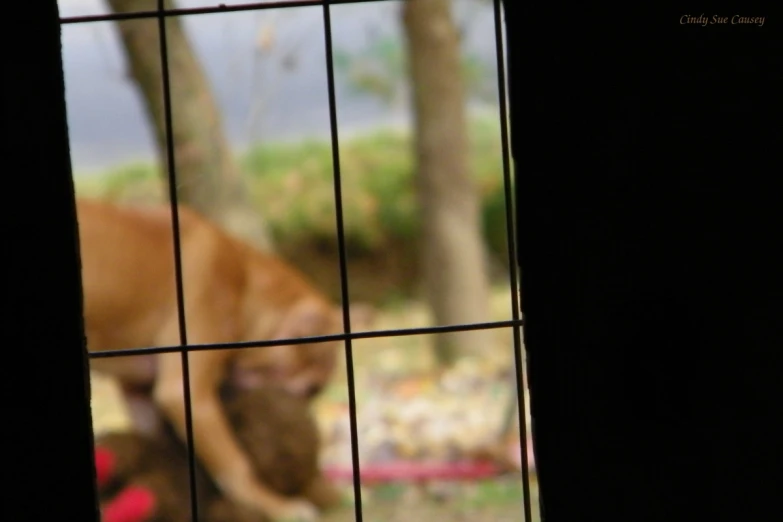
[97,385,343,522]
[77,199,372,521]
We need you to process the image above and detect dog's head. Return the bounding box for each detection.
[231,298,375,399]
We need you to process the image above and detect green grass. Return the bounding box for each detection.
[75,114,515,264]
[322,477,538,522]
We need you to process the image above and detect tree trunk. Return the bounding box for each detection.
[105,0,274,251]
[403,0,493,366]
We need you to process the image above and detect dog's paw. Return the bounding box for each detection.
[271,499,319,522]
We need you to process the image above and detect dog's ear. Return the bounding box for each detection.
[273,299,333,341]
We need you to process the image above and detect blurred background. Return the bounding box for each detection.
[60,0,536,520]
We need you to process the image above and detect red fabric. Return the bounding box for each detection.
[102,486,157,522]
[94,446,116,486]
[95,446,156,522]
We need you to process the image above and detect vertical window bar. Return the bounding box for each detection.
[492,0,533,520]
[155,1,201,520]
[320,1,365,521]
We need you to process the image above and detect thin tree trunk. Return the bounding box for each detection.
[403,0,493,365]
[105,0,274,251]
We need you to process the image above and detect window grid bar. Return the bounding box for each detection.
[62,2,526,521]
[155,0,202,519]
[491,1,533,520]
[60,0,394,25]
[320,2,365,520]
[88,319,526,359]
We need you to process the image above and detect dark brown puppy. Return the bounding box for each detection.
[97,386,342,522]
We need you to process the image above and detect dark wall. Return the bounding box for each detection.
[507,4,782,521]
[5,2,98,520]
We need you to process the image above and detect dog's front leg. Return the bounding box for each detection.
[154,350,318,522]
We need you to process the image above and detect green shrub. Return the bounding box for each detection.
[74,115,513,261]
[103,162,158,195]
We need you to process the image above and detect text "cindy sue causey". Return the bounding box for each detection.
[680,15,766,27]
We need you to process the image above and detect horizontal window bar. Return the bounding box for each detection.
[89,318,524,358]
[60,0,394,25]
